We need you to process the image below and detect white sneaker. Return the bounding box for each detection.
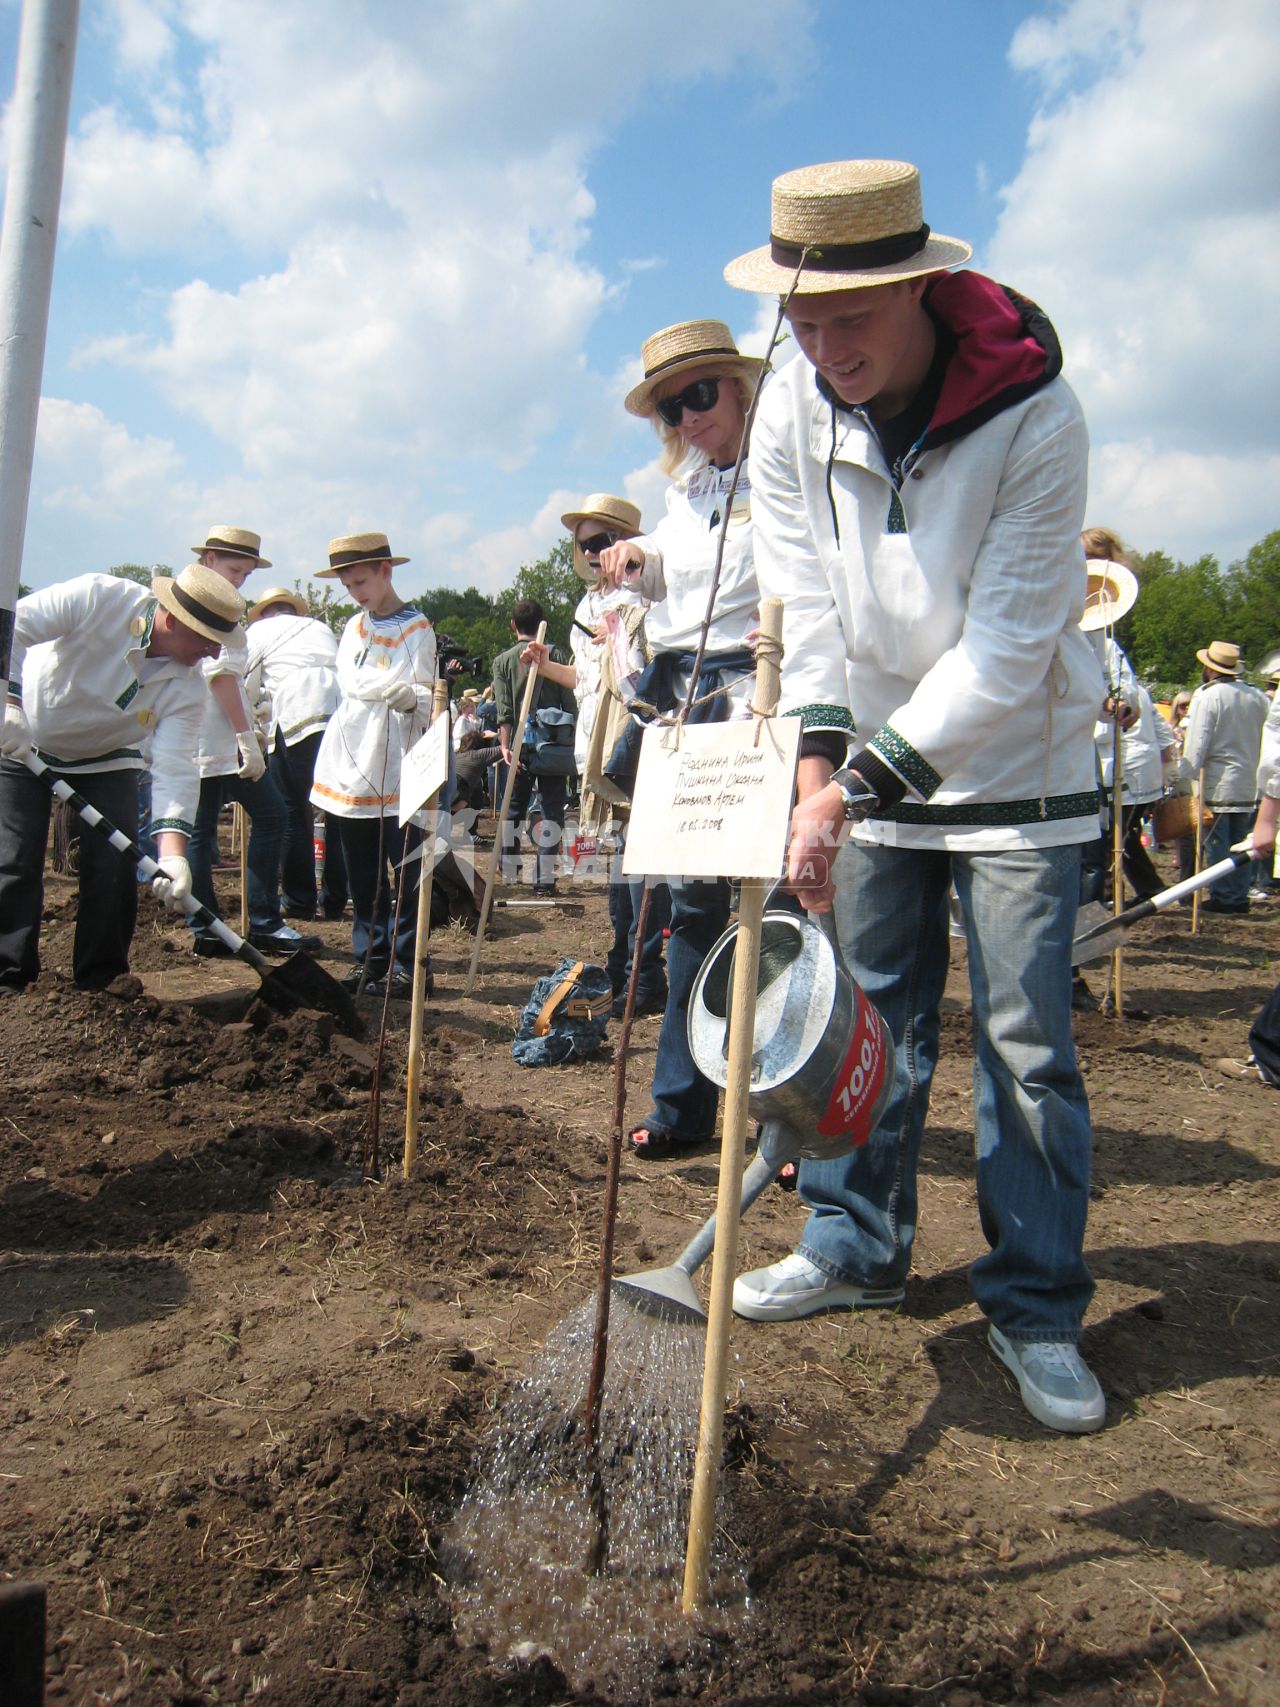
[732,1252,905,1321]
[989,1325,1105,1433]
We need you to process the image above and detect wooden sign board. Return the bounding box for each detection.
[399,713,451,826]
[623,717,801,880]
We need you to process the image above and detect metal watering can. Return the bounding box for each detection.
[688,907,891,1159]
[614,909,892,1324]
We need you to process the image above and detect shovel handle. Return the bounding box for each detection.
[23,750,271,972]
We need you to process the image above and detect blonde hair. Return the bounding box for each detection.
[1081,525,1134,567]
[655,372,756,479]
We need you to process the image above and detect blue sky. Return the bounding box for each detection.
[2,0,1277,600]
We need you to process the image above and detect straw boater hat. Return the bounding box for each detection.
[247,585,308,623]
[724,159,972,296]
[151,563,246,645]
[560,492,643,581]
[460,688,480,705]
[1080,560,1140,633]
[189,525,271,567]
[1196,640,1244,677]
[624,320,764,418]
[315,532,409,579]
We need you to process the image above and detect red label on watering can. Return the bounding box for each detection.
[815,989,888,1148]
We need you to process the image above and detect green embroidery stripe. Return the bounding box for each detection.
[791,703,855,732]
[36,746,144,768]
[115,680,140,710]
[6,681,21,701]
[877,790,1100,827]
[149,816,194,837]
[869,727,942,799]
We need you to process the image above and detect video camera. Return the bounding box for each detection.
[437,636,483,679]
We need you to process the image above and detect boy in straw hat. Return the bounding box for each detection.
[1,564,243,992]
[184,526,318,958]
[723,158,1108,1432]
[245,585,347,923]
[1182,639,1269,912]
[310,533,437,996]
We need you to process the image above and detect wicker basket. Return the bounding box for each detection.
[1152,794,1212,843]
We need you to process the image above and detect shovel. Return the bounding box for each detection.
[612,1120,801,1324]
[1072,845,1252,965]
[24,751,362,1034]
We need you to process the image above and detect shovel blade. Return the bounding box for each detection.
[1072,901,1127,966]
[253,950,363,1035]
[612,1265,706,1325]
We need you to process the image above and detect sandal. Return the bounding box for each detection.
[776,1159,798,1193]
[628,1123,714,1160]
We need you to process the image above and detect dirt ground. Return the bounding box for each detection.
[1,824,1277,1705]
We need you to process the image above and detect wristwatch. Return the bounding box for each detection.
[830,766,879,823]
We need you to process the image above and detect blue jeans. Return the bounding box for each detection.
[1204,809,1255,907]
[337,815,422,973]
[606,854,670,1002]
[0,759,140,990]
[188,771,287,939]
[798,840,1094,1344]
[646,877,731,1136]
[268,731,347,918]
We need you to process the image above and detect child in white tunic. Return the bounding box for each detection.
[310,534,437,996]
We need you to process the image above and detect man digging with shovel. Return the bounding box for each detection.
[1,563,244,993]
[723,159,1107,1434]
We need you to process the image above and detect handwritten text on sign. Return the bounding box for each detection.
[398,713,451,825]
[623,717,801,879]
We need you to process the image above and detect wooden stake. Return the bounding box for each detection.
[236,803,249,939]
[1191,766,1206,935]
[404,678,451,1178]
[1110,720,1124,1018]
[681,596,783,1615]
[465,620,547,994]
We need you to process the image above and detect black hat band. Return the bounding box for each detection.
[643,343,741,381]
[171,583,238,634]
[770,223,931,271]
[328,547,390,568]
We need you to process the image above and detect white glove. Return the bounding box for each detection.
[236,731,267,781]
[151,855,193,911]
[2,700,33,761]
[380,680,419,713]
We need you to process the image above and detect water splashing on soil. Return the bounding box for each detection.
[442,1295,748,1697]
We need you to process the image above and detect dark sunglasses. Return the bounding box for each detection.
[655,376,721,427]
[577,530,620,556]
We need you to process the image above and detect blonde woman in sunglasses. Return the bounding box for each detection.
[594,318,765,1159]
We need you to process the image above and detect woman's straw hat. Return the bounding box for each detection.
[1196,640,1244,677]
[561,492,643,581]
[1080,560,1140,633]
[460,688,480,704]
[724,159,972,296]
[624,319,764,418]
[247,586,308,623]
[316,532,409,579]
[151,563,246,645]
[189,525,271,567]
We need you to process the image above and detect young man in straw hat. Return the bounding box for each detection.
[1182,640,1269,912]
[245,585,347,924]
[724,158,1108,1433]
[310,533,437,996]
[1,563,243,992]
[185,526,317,958]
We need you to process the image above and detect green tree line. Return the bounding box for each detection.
[102,527,1279,694]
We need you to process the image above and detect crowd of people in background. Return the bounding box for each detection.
[4,154,1278,1441]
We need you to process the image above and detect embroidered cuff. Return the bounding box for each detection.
[790,703,854,734]
[867,726,942,801]
[150,815,194,838]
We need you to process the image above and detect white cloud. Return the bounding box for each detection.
[1087,441,1280,567]
[34,397,183,515]
[986,0,1279,557]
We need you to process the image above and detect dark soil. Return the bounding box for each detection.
[1,837,1277,1704]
